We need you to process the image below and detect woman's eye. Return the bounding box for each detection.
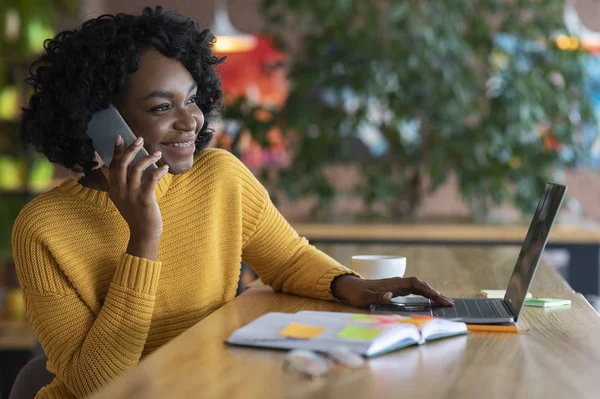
[151,104,170,112]
[187,95,199,105]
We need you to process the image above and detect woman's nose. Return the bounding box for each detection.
[174,108,199,132]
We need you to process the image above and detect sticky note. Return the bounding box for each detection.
[350,315,381,323]
[371,315,405,323]
[481,289,532,299]
[400,317,432,327]
[525,298,571,308]
[337,325,382,340]
[280,322,325,339]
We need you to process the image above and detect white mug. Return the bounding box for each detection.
[350,255,407,280]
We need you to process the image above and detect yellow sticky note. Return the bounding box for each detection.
[481,289,532,299]
[280,322,325,339]
[337,325,382,340]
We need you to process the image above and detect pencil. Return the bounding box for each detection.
[466,324,519,333]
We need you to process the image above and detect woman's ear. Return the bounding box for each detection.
[93,151,110,181]
[93,151,105,168]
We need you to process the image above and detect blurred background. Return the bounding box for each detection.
[0,0,599,395]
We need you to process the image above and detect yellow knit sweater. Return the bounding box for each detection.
[12,149,355,399]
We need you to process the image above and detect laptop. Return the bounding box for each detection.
[371,182,567,324]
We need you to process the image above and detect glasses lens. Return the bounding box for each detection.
[327,346,365,369]
[284,349,330,377]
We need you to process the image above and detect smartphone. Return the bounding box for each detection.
[86,104,157,183]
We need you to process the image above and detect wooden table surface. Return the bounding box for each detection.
[90,245,600,399]
[0,320,38,350]
[293,223,600,243]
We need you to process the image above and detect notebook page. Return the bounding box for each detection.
[419,318,468,342]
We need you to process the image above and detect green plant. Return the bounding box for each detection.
[225,0,595,222]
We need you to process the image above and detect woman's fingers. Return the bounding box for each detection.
[108,135,126,191]
[114,136,144,186]
[405,277,454,306]
[141,165,169,198]
[106,134,168,205]
[128,151,162,192]
[381,277,453,306]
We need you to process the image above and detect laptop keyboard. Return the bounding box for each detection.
[431,299,509,319]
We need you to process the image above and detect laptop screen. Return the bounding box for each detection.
[504,183,567,320]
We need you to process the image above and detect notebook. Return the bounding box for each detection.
[226,311,468,358]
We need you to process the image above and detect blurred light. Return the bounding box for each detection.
[581,39,600,54]
[5,8,21,42]
[357,121,388,156]
[0,156,24,190]
[556,34,600,53]
[214,36,257,53]
[568,36,580,50]
[0,86,19,119]
[212,0,257,53]
[564,1,600,54]
[27,19,54,53]
[29,158,55,192]
[509,156,521,169]
[556,34,580,51]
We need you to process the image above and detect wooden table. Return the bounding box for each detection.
[90,245,600,399]
[0,321,37,350]
[294,223,600,297]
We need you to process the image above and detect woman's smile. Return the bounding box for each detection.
[159,134,197,155]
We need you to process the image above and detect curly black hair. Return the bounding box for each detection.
[21,6,225,174]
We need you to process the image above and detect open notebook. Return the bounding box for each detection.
[226,311,468,358]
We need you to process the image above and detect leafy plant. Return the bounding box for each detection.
[224,0,596,222]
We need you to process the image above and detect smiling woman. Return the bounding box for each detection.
[11,6,451,399]
[113,51,204,174]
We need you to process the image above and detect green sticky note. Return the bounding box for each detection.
[337,325,382,340]
[525,298,571,308]
[350,315,380,323]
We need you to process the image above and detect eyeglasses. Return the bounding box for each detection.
[283,346,366,379]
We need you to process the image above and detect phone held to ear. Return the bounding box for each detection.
[86,104,158,184]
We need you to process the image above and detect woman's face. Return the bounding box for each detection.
[115,50,204,174]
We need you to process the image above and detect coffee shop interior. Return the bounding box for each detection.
[2,0,600,398]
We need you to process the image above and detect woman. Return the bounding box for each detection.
[13,6,452,398]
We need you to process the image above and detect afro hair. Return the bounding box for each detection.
[20,6,225,174]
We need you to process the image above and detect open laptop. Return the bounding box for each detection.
[371,182,567,324]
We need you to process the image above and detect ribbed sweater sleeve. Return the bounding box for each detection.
[13,216,161,398]
[236,159,359,300]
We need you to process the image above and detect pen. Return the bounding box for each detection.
[466,324,519,333]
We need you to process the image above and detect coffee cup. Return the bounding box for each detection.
[350,255,406,280]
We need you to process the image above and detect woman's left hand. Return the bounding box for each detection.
[331,275,454,308]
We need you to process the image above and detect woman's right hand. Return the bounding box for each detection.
[107,135,169,259]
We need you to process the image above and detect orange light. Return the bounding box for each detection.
[211,0,257,54]
[556,34,571,50]
[214,35,257,53]
[568,36,580,50]
[556,35,582,51]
